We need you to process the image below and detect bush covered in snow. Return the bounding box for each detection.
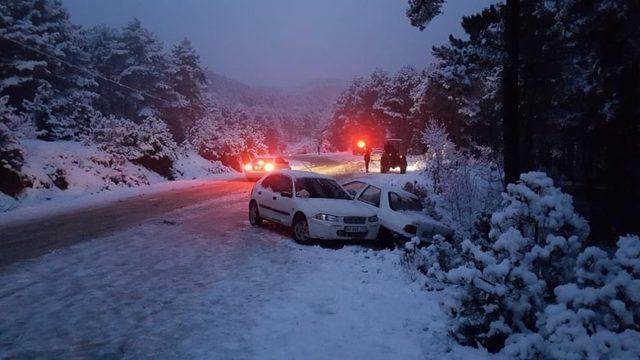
[412,121,502,235]
[443,172,590,352]
[504,234,640,359]
[91,115,179,179]
[426,171,640,359]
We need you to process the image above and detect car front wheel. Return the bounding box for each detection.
[249,200,262,226]
[293,214,311,244]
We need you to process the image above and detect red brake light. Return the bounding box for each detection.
[357,140,366,149]
[244,163,253,171]
[264,163,275,171]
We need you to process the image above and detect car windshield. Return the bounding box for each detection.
[389,192,423,212]
[295,177,351,200]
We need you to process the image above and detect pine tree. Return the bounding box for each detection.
[0,0,97,141]
[166,38,207,142]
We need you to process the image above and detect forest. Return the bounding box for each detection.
[328,1,639,244]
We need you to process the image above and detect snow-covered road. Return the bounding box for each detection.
[0,154,493,359]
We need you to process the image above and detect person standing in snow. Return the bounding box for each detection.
[364,147,371,173]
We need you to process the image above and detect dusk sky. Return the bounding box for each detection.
[63,0,495,88]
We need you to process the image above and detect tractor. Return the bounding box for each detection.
[380,138,407,174]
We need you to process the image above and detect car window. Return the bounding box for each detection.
[261,175,277,191]
[388,192,423,212]
[342,181,367,197]
[294,177,351,199]
[358,185,381,207]
[272,174,293,193]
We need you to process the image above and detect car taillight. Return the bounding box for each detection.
[257,159,265,166]
[244,163,253,171]
[357,140,366,149]
[264,163,275,171]
[403,224,417,234]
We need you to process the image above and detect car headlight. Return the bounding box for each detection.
[368,215,378,223]
[313,213,340,222]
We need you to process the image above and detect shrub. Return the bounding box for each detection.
[92,115,178,179]
[504,235,640,359]
[419,121,502,235]
[444,172,590,352]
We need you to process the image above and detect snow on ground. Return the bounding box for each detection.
[0,182,496,359]
[0,140,239,222]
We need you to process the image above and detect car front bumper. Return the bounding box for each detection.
[308,218,379,240]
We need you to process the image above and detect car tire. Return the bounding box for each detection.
[293,214,312,244]
[377,226,397,249]
[249,200,263,226]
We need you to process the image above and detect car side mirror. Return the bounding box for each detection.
[280,190,293,198]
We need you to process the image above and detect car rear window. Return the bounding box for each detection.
[388,192,423,212]
[294,178,351,200]
[358,185,381,207]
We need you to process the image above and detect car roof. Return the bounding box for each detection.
[343,178,418,198]
[272,169,334,180]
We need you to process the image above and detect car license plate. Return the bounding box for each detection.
[345,226,367,233]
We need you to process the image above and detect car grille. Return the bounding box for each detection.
[343,216,366,224]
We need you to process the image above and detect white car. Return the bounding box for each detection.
[248,170,380,243]
[341,178,453,241]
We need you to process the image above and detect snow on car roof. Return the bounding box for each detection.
[275,169,334,180]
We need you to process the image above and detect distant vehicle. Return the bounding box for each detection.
[244,156,290,181]
[380,139,407,174]
[341,179,453,242]
[249,170,380,244]
[370,148,383,162]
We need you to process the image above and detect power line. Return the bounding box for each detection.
[0,33,204,113]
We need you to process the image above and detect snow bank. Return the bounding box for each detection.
[0,140,238,219]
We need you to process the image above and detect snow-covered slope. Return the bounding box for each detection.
[0,140,234,213]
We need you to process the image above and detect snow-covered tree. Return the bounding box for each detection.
[0,0,98,141]
[189,103,267,170]
[419,121,501,233]
[116,18,177,121]
[504,235,640,359]
[445,172,589,352]
[91,114,178,179]
[165,38,207,141]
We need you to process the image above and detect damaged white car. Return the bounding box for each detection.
[342,179,453,242]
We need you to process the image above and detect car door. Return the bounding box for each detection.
[384,191,408,234]
[269,174,295,225]
[256,174,278,221]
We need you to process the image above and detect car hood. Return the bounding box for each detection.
[299,199,377,217]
